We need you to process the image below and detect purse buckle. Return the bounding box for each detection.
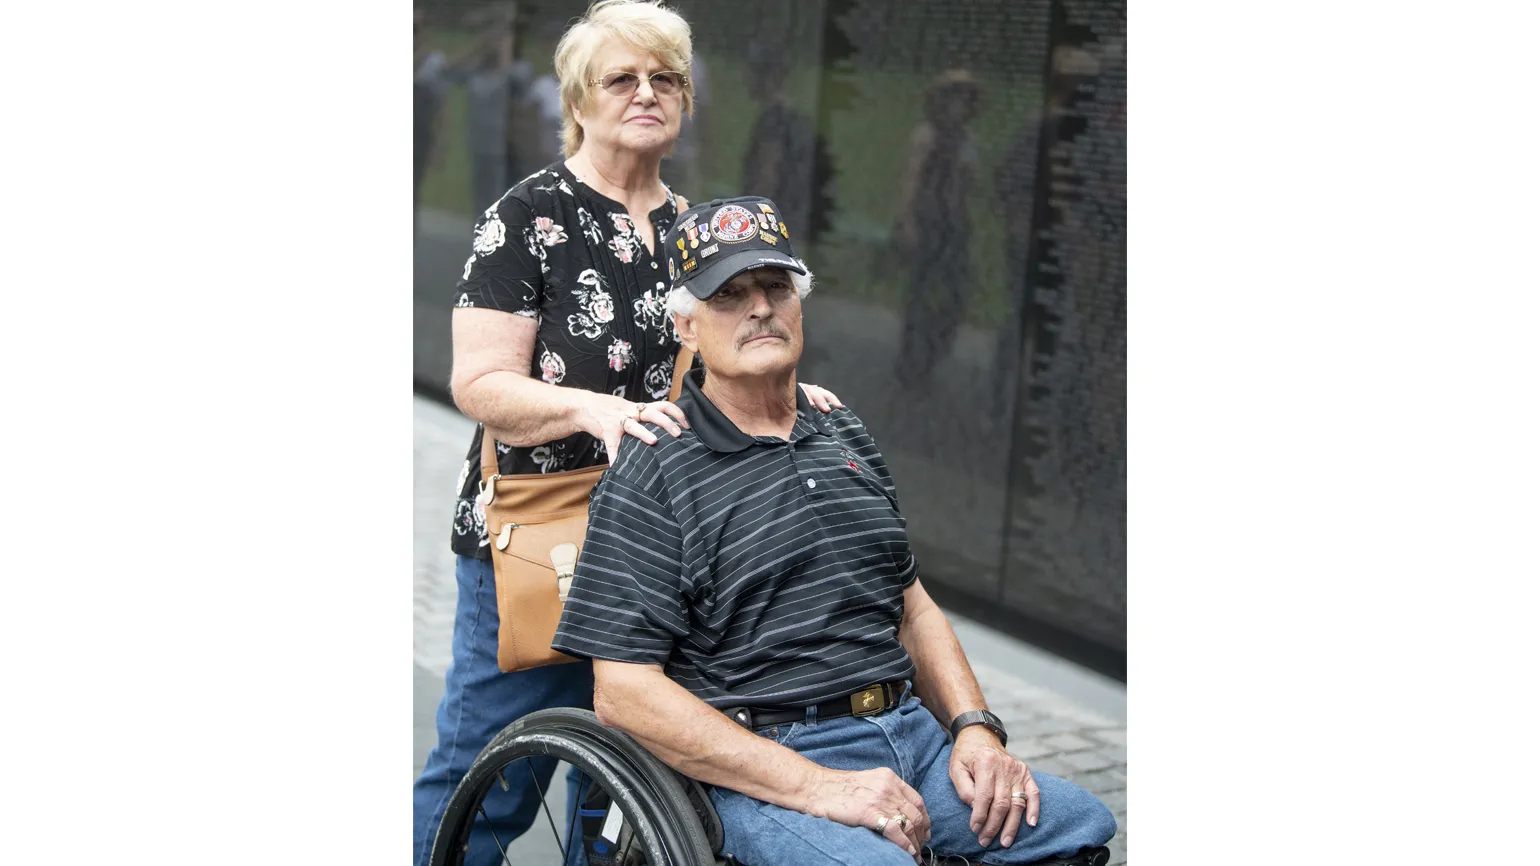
[850,685,886,717]
[495,522,518,551]
[550,543,579,603]
[476,475,500,507]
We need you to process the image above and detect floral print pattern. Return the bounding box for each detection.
[567,269,615,339]
[607,213,643,264]
[450,164,684,556]
[539,346,566,384]
[633,283,674,346]
[473,214,506,256]
[522,224,551,274]
[577,207,604,246]
[643,356,676,400]
[532,216,567,247]
[607,338,633,372]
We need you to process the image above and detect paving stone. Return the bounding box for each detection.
[1106,834,1127,866]
[1086,728,1126,747]
[1008,736,1059,760]
[1025,755,1077,779]
[1056,748,1120,774]
[1098,789,1127,816]
[1005,714,1088,738]
[1066,769,1125,796]
[1041,732,1100,754]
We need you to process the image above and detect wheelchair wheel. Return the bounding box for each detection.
[430,707,719,866]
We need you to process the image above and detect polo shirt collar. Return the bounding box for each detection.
[680,367,822,453]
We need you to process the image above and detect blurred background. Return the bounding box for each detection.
[413,0,1127,679]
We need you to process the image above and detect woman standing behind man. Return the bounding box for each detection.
[412,3,842,864]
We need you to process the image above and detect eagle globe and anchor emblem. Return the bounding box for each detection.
[709,204,759,243]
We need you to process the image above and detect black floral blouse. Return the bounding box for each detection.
[449,162,684,558]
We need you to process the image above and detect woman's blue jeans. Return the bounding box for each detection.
[412,555,594,866]
[708,692,1118,866]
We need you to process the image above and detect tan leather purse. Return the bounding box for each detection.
[479,347,695,672]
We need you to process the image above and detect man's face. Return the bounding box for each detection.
[676,268,803,381]
[571,40,683,157]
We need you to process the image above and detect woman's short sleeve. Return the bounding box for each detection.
[453,196,546,316]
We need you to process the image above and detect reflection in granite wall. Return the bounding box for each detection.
[413,0,1126,677]
[1002,1,1127,662]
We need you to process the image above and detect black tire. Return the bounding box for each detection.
[430,708,718,866]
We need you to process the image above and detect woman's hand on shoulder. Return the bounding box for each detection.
[799,383,844,414]
[573,391,691,461]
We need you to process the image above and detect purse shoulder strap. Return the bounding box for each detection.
[667,344,694,406]
[481,344,695,483]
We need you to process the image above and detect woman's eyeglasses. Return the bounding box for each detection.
[588,70,689,97]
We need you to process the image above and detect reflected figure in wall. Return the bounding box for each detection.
[895,69,983,389]
[502,11,562,187]
[664,55,711,197]
[413,6,450,229]
[454,20,534,216]
[741,51,831,247]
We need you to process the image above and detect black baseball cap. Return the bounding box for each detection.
[665,196,807,300]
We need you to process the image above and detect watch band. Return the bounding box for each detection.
[950,710,1008,747]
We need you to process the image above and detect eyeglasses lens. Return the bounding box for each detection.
[602,72,682,96]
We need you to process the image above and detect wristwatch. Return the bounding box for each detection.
[950,710,1008,747]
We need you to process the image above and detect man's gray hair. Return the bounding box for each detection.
[665,264,814,318]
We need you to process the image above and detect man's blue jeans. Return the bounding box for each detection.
[708,691,1118,866]
[412,555,593,866]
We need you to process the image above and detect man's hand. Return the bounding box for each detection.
[949,726,1041,849]
[803,766,931,860]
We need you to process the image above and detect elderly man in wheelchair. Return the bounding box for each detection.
[436,196,1117,866]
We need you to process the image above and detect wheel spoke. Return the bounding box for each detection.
[527,759,568,862]
[565,776,586,864]
[474,801,513,865]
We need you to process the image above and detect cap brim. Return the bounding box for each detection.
[681,248,807,300]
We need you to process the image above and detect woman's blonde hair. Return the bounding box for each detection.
[554,0,694,158]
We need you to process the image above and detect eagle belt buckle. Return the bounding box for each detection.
[850,685,885,717]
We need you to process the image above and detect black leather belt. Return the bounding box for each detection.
[723,680,906,732]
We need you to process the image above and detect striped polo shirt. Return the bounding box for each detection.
[551,368,919,709]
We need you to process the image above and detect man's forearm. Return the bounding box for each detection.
[898,581,990,729]
[593,663,826,812]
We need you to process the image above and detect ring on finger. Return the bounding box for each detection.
[1010,791,1029,801]
[874,815,889,832]
[894,813,909,831]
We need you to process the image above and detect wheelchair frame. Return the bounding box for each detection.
[429,707,729,866]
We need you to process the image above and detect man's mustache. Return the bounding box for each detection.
[737,326,791,348]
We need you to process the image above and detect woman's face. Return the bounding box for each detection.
[573,40,684,158]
